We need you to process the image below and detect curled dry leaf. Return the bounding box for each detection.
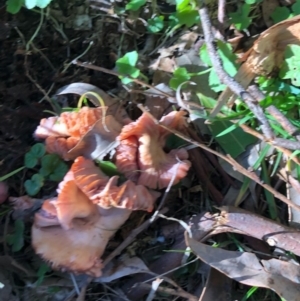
[241,15,300,76]
[56,83,131,124]
[116,111,191,189]
[186,235,300,301]
[34,107,123,161]
[217,15,300,111]
[218,206,300,257]
[32,156,160,276]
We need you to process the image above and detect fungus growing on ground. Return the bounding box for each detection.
[34,107,122,160]
[115,111,191,189]
[32,157,159,276]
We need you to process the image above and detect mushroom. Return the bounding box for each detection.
[34,107,122,161]
[115,111,191,189]
[32,157,160,276]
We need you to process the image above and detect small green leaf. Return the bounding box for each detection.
[40,154,58,174]
[292,1,300,14]
[97,161,120,177]
[271,6,291,23]
[24,174,44,196]
[116,51,140,84]
[169,67,191,89]
[31,143,46,158]
[49,161,68,182]
[199,44,211,66]
[230,4,252,30]
[25,0,36,9]
[209,69,226,92]
[25,143,46,168]
[6,0,23,14]
[125,0,146,11]
[6,220,24,252]
[209,118,257,158]
[147,16,164,33]
[217,41,238,76]
[25,153,38,168]
[280,44,300,86]
[35,263,51,286]
[176,0,189,11]
[35,0,51,8]
[176,7,199,27]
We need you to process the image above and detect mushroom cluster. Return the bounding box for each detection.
[32,104,191,276]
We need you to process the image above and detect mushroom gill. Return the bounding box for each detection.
[115,111,191,189]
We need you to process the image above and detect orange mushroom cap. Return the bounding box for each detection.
[32,156,159,276]
[71,157,158,211]
[116,111,191,189]
[34,107,122,161]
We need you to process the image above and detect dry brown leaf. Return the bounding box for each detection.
[242,15,300,75]
[199,268,232,301]
[56,82,131,124]
[186,235,300,301]
[67,116,123,160]
[218,206,300,256]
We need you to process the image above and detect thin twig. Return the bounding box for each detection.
[73,60,176,100]
[137,283,198,301]
[198,4,274,140]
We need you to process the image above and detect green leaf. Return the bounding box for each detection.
[6,0,23,14]
[147,16,164,33]
[31,143,46,158]
[230,4,252,30]
[209,69,226,92]
[280,44,300,86]
[209,117,257,158]
[176,0,189,11]
[24,152,38,168]
[292,1,300,14]
[169,67,191,89]
[35,263,51,286]
[48,161,68,182]
[199,44,211,66]
[35,0,51,8]
[217,41,238,76]
[176,7,199,27]
[25,143,45,168]
[271,6,291,23]
[97,161,120,177]
[24,173,44,196]
[116,51,140,84]
[125,0,146,11]
[6,220,24,252]
[25,0,36,9]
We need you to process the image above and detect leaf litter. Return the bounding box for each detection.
[3,0,300,301]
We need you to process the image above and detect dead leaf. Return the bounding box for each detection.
[218,206,300,256]
[95,256,149,283]
[56,83,130,124]
[67,115,122,160]
[199,268,232,301]
[242,14,300,75]
[186,235,300,301]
